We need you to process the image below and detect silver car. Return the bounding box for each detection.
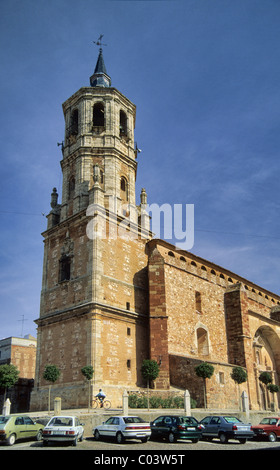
[199,415,254,444]
[93,415,151,443]
[42,416,84,446]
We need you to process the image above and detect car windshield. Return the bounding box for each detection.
[260,418,278,425]
[48,417,73,426]
[224,417,242,424]
[123,417,145,424]
[0,416,10,424]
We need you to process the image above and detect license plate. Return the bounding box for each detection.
[187,427,196,431]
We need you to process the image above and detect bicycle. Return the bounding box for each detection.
[92,398,111,409]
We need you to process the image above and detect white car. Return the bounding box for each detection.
[93,415,151,443]
[42,416,84,446]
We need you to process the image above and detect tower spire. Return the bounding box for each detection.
[90,36,111,87]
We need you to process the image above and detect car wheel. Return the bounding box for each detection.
[116,432,124,444]
[219,432,228,444]
[72,437,78,446]
[36,430,43,441]
[191,438,199,443]
[141,436,148,443]
[168,432,177,443]
[94,430,100,440]
[268,432,277,442]
[7,434,16,446]
[79,432,84,442]
[238,438,247,444]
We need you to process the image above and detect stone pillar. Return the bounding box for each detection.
[2,398,11,416]
[54,397,61,415]
[122,390,128,415]
[241,391,250,422]
[184,390,191,416]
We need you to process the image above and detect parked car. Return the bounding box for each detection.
[93,415,151,443]
[0,415,44,446]
[150,415,203,443]
[42,416,84,446]
[252,417,280,442]
[199,415,254,444]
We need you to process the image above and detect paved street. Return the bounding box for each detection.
[1,436,279,452]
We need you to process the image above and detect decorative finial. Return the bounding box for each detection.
[140,188,147,206]
[50,188,58,208]
[90,37,111,88]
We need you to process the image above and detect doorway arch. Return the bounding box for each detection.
[253,326,280,410]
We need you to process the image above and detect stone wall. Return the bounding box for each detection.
[147,239,280,411]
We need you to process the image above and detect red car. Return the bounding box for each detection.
[252,417,280,442]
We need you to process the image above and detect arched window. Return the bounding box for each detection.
[93,102,105,128]
[197,327,209,355]
[119,110,127,137]
[120,176,128,201]
[70,109,79,135]
[68,177,75,199]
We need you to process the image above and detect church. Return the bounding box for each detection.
[30,47,280,412]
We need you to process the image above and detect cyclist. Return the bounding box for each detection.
[95,389,106,407]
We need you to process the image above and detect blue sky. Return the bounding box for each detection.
[1,0,280,338]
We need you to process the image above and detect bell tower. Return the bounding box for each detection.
[31,45,151,411]
[57,46,138,225]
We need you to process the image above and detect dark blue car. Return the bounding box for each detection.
[199,415,254,444]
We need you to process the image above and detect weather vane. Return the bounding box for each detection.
[93,34,107,47]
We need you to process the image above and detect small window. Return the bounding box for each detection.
[195,291,202,314]
[219,372,225,384]
[100,169,104,185]
[59,255,71,282]
[127,327,131,336]
[127,359,131,369]
[119,110,127,137]
[126,302,130,311]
